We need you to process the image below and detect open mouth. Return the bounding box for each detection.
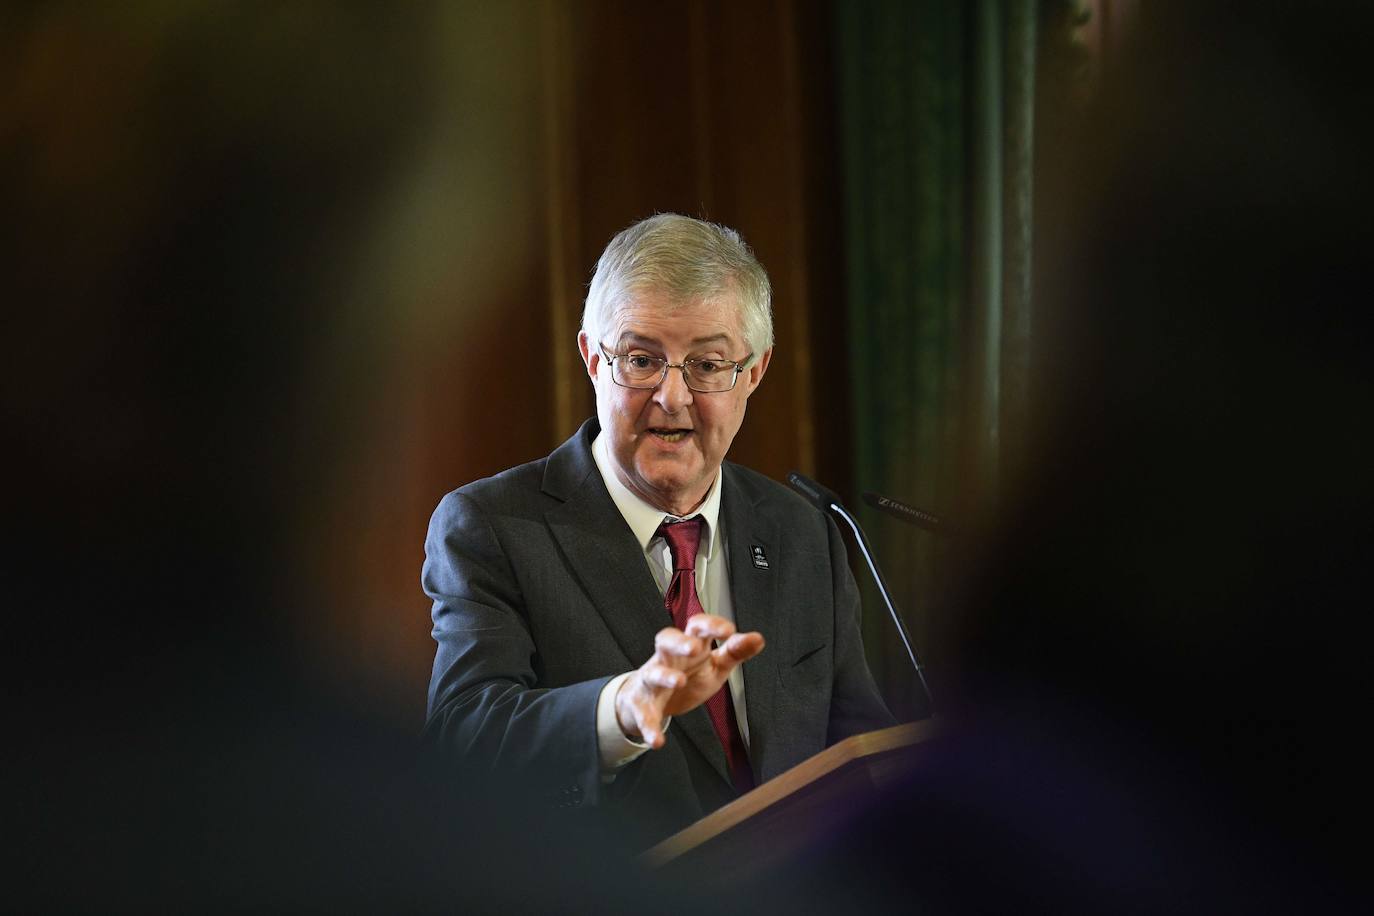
[648,428,692,443]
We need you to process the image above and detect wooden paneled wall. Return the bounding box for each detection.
[542,0,851,482]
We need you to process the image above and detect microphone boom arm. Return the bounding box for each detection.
[788,472,935,712]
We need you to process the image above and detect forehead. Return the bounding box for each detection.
[608,289,744,346]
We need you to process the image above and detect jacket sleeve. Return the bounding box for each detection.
[421,489,610,808]
[824,514,900,742]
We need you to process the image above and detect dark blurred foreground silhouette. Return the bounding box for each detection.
[724,5,1373,912]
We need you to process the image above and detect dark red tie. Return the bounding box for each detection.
[656,518,754,793]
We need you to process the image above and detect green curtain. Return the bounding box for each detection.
[837,0,1037,719]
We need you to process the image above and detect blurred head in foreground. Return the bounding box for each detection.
[734,5,1371,912]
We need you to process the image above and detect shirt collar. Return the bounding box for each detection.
[592,430,723,560]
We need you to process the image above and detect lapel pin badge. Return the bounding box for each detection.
[750,544,770,570]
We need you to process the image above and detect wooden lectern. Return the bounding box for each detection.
[640,720,938,882]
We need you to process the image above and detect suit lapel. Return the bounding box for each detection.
[721,465,781,783]
[541,422,735,790]
[543,424,663,669]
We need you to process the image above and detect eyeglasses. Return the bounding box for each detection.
[599,343,752,393]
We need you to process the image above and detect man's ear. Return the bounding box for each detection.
[743,347,773,396]
[577,331,599,383]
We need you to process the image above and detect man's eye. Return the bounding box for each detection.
[694,360,724,374]
[626,355,658,370]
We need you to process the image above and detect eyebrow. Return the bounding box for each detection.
[615,332,733,349]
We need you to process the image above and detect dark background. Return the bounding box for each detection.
[5,1,1369,910]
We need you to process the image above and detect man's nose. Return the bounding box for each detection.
[653,365,694,413]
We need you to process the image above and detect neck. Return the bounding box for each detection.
[632,475,713,519]
[658,493,707,519]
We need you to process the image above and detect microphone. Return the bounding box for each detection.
[785,472,843,512]
[786,472,934,713]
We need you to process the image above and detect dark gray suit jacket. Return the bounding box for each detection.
[423,419,893,841]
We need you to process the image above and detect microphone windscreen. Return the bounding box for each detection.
[787,472,844,511]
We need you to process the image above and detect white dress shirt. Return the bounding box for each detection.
[591,431,752,773]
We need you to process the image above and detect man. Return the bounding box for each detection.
[423,214,893,844]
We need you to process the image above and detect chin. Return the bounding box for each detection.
[636,464,701,499]
[639,469,694,496]
[636,447,698,472]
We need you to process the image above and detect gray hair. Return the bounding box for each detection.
[581,213,774,361]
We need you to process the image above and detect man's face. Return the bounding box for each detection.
[578,289,772,517]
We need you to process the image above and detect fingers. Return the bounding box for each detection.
[639,662,686,691]
[653,626,704,662]
[617,663,683,748]
[621,618,767,745]
[716,631,765,664]
[657,618,765,673]
[683,614,736,642]
[652,619,727,675]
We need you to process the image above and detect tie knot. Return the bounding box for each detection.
[657,517,703,571]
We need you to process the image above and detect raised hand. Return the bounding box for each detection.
[614,613,764,747]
